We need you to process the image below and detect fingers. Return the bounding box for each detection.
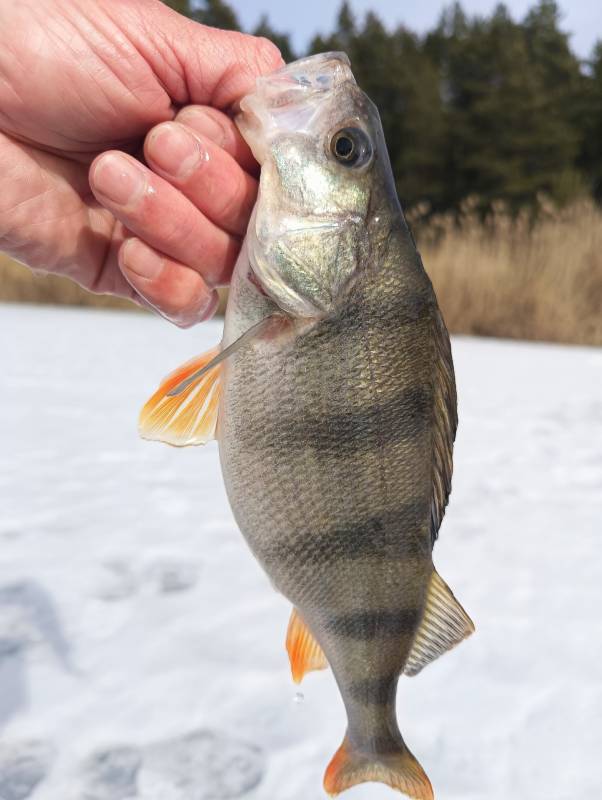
[89,151,239,287]
[175,105,258,175]
[89,104,261,327]
[119,237,218,328]
[144,118,257,236]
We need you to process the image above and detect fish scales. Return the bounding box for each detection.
[140,52,474,800]
[220,239,436,747]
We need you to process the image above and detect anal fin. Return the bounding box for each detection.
[139,346,221,447]
[404,570,475,677]
[286,608,328,684]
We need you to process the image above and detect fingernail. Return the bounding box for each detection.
[177,108,225,147]
[147,123,205,179]
[174,290,220,328]
[121,238,163,280]
[93,153,146,206]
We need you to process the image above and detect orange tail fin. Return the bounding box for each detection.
[324,736,433,799]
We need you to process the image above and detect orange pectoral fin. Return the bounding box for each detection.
[138,315,294,448]
[286,608,328,684]
[138,346,221,447]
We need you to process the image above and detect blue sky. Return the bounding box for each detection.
[230,0,600,60]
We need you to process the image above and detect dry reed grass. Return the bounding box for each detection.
[1,198,601,345]
[415,197,602,346]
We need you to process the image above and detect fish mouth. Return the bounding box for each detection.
[236,52,356,165]
[252,51,352,98]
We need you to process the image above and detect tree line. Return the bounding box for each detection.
[165,0,602,217]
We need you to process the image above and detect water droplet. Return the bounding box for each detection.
[293,692,305,705]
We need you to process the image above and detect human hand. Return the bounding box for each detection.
[0,0,282,325]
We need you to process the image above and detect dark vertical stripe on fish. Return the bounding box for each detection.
[241,386,432,453]
[326,609,420,639]
[262,502,431,566]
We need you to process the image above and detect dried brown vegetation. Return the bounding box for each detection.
[415,198,602,347]
[1,199,601,345]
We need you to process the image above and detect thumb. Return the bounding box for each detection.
[134,1,285,110]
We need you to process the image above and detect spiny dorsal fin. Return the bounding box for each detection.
[286,608,328,684]
[139,346,221,447]
[430,309,458,543]
[404,570,475,677]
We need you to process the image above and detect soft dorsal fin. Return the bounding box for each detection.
[286,608,329,684]
[139,346,222,447]
[404,571,475,677]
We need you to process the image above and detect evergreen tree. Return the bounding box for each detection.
[387,28,448,211]
[161,0,599,215]
[193,0,240,30]
[162,0,194,15]
[162,0,240,30]
[334,2,357,51]
[429,2,582,212]
[308,2,359,59]
[523,1,584,182]
[579,42,602,200]
[311,6,447,210]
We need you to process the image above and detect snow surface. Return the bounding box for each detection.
[1,302,601,800]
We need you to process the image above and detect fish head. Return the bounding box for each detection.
[237,52,398,319]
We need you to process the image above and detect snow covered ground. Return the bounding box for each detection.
[1,302,601,800]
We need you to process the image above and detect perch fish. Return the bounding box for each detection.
[139,52,474,799]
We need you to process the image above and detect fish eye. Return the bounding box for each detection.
[330,127,372,167]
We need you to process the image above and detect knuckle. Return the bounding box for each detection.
[249,34,284,72]
[223,30,283,75]
[145,194,195,252]
[172,212,203,257]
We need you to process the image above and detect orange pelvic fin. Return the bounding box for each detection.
[138,346,221,447]
[286,608,328,684]
[324,736,433,799]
